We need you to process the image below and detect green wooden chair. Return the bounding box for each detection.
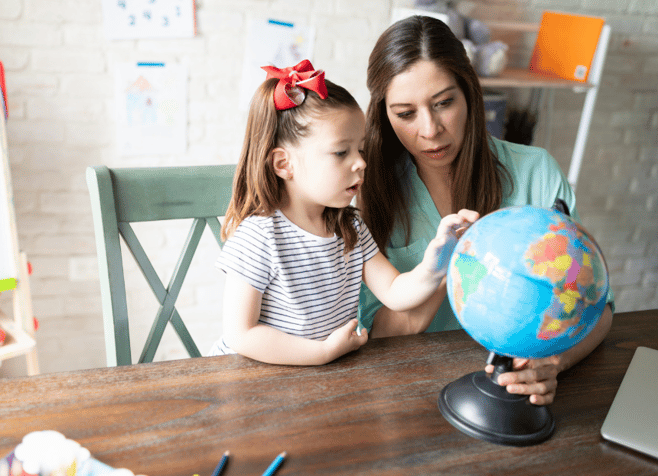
[86,165,235,366]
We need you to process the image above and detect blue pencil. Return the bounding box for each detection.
[211,450,230,476]
[262,451,287,476]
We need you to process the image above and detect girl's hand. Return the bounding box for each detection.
[424,209,479,276]
[485,356,561,405]
[324,319,368,361]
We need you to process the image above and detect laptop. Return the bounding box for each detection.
[600,346,658,459]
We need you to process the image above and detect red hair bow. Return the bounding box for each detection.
[261,60,328,111]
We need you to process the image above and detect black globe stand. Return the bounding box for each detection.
[438,351,555,446]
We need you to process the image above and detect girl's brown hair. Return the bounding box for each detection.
[222,77,362,251]
[361,15,511,253]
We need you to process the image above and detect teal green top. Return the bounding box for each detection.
[358,137,614,332]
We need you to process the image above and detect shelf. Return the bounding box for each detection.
[485,21,539,33]
[0,316,36,361]
[479,68,595,90]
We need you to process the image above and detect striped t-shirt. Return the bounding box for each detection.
[208,210,379,356]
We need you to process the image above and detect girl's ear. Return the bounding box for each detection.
[271,147,293,180]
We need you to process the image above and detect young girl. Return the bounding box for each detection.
[208,60,478,365]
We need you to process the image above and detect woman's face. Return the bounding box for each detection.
[384,59,468,174]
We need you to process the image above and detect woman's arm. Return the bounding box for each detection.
[222,272,367,365]
[488,303,613,405]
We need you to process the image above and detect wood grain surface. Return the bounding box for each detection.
[1,310,657,475]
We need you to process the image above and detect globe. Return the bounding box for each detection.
[446,205,609,359]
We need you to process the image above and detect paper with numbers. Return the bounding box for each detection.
[103,0,196,40]
[114,62,187,156]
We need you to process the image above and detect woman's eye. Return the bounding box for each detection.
[434,97,454,109]
[396,111,414,119]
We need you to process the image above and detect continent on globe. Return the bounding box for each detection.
[451,249,487,316]
[524,221,603,341]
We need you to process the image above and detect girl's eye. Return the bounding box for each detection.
[335,150,348,157]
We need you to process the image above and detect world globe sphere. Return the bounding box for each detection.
[446,205,609,359]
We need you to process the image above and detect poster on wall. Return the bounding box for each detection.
[102,0,196,40]
[114,62,187,156]
[239,18,316,111]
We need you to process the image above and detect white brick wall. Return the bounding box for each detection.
[1,0,657,376]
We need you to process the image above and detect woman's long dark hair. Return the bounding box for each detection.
[361,15,510,253]
[222,78,362,252]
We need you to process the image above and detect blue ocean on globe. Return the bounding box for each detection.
[446,205,609,359]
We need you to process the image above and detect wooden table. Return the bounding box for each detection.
[1,310,657,475]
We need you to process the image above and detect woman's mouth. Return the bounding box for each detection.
[422,145,450,159]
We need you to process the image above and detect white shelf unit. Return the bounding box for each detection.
[1,108,39,375]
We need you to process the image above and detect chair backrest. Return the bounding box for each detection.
[86,165,235,366]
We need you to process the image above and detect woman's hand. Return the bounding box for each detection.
[486,356,561,405]
[487,305,613,405]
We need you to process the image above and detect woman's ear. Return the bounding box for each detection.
[271,147,293,180]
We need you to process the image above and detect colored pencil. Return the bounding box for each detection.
[211,450,230,476]
[262,452,286,476]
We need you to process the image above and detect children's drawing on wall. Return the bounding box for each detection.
[102,0,196,40]
[239,18,315,111]
[114,62,187,156]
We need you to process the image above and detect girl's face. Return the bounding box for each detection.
[384,59,468,175]
[284,106,366,214]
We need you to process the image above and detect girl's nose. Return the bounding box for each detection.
[352,152,366,171]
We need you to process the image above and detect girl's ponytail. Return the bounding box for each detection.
[222,79,281,240]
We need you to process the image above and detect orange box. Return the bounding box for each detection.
[529,11,605,83]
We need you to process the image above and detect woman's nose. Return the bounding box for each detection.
[419,109,443,138]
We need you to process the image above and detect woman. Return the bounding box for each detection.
[358,15,614,404]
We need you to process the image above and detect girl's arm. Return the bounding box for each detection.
[222,271,367,365]
[362,210,479,315]
[369,283,446,337]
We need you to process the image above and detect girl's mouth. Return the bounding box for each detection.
[347,183,361,194]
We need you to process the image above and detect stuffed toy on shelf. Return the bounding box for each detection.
[414,0,509,77]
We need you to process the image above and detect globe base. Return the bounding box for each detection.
[438,369,555,446]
